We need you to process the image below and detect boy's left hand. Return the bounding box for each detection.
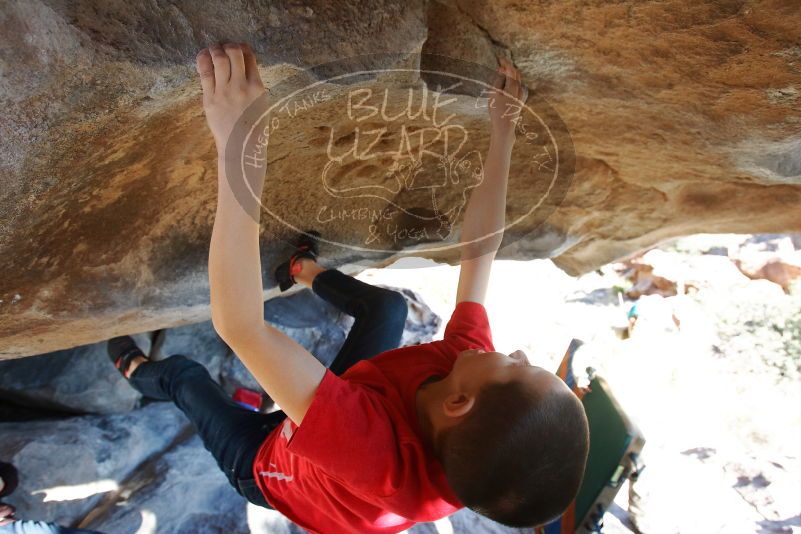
[488,57,529,142]
[196,43,267,154]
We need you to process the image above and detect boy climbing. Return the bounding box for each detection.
[108,43,589,533]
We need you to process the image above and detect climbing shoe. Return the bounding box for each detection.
[274,230,321,292]
[107,335,149,379]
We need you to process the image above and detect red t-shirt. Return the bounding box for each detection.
[252,301,495,534]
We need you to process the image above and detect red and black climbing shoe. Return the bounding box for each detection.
[107,335,149,379]
[274,230,321,292]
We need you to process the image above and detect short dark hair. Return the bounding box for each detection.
[436,378,589,528]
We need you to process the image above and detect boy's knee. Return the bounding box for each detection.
[164,354,208,379]
[376,289,408,326]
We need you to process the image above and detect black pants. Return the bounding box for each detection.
[128,269,408,508]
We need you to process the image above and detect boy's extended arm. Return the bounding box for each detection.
[200,43,326,426]
[456,58,528,305]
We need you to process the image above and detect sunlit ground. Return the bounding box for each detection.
[32,480,119,503]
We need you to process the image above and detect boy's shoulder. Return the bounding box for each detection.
[344,301,494,384]
[358,338,454,369]
[342,341,454,393]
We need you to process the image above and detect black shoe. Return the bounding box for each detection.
[274,230,321,292]
[107,336,148,379]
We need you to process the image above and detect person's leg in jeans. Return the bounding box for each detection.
[293,259,408,375]
[0,520,102,534]
[117,345,282,508]
[116,258,405,507]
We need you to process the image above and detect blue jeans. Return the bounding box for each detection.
[0,521,100,534]
[128,269,408,508]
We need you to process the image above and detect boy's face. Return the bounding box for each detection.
[449,348,566,396]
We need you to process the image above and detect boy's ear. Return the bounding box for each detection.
[442,392,475,419]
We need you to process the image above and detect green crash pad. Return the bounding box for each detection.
[574,374,645,530]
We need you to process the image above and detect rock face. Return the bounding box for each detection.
[730,234,801,291]
[0,285,439,413]
[0,333,149,414]
[2,0,801,357]
[0,403,190,526]
[84,435,267,534]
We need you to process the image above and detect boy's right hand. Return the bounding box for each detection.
[488,57,528,142]
[196,43,267,155]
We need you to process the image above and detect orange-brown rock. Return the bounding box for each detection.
[735,253,801,292]
[2,0,801,358]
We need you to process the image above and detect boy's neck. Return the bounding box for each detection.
[415,375,447,458]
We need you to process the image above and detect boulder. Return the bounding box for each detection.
[2,0,801,358]
[739,258,801,292]
[83,435,271,534]
[0,403,190,526]
[731,235,801,292]
[620,252,683,299]
[671,234,801,292]
[619,249,750,298]
[0,332,152,414]
[0,284,438,414]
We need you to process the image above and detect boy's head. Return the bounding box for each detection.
[426,348,590,528]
